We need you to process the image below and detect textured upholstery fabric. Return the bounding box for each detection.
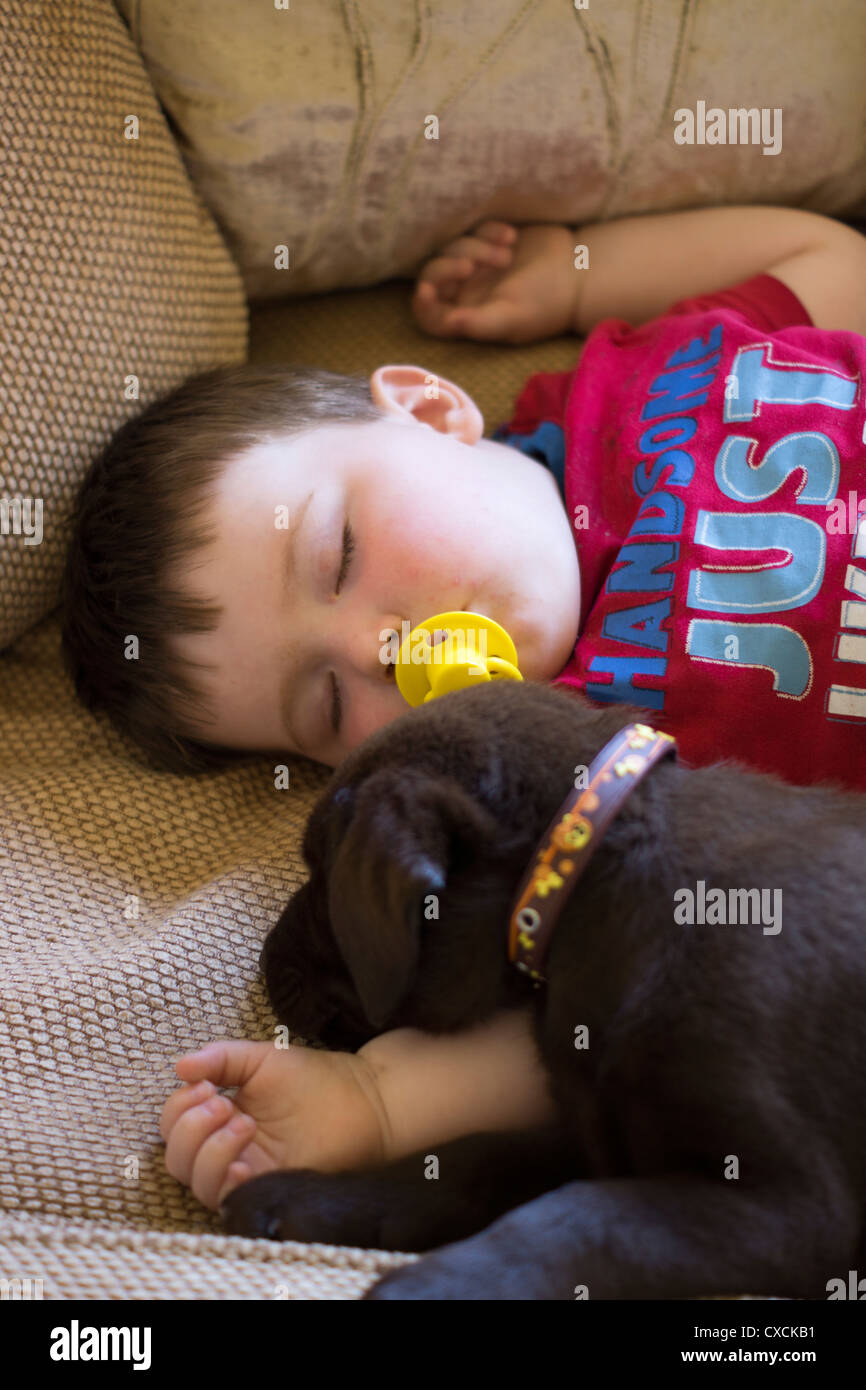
[115,0,866,301]
[0,0,247,650]
[0,1210,413,1300]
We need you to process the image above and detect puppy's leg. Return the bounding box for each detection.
[367,1173,846,1300]
[221,1125,575,1251]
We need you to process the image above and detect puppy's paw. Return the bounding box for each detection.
[220,1168,390,1248]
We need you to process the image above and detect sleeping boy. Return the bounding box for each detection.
[60,204,866,1213]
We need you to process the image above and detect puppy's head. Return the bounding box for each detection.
[263,680,653,1046]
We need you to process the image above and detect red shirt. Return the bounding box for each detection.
[495,275,866,789]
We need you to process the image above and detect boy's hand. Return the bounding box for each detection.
[411,221,580,344]
[160,1039,389,1211]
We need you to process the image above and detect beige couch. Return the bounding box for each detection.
[2,0,865,1299]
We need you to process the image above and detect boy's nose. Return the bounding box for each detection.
[332,605,406,679]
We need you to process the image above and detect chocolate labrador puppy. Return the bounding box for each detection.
[222,679,866,1300]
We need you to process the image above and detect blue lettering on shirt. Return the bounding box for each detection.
[586,322,862,715]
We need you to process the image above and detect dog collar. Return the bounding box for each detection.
[507,723,677,985]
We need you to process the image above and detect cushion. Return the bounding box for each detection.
[114,0,866,300]
[0,0,247,651]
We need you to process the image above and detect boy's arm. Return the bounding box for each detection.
[357,1006,557,1161]
[572,204,866,336]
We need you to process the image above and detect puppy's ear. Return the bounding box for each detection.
[326,767,494,1030]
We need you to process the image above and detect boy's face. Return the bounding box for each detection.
[168,364,582,769]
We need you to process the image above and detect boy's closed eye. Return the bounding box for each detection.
[335,519,355,594]
[328,519,356,737]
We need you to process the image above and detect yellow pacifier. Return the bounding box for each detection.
[395,610,523,708]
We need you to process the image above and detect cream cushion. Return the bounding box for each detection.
[0,0,247,650]
[115,0,866,300]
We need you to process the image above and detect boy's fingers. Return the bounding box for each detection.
[417,255,475,289]
[159,1078,216,1141]
[217,1161,253,1210]
[414,276,461,312]
[444,302,522,342]
[164,1092,240,1188]
[411,294,465,338]
[411,284,463,337]
[436,236,512,269]
[473,220,518,244]
[190,1112,257,1210]
[174,1039,267,1091]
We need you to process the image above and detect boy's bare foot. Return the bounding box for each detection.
[160,1039,389,1211]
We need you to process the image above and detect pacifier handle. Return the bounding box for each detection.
[485,656,521,681]
[395,610,523,708]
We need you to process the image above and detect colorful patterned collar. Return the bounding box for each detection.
[507,723,677,985]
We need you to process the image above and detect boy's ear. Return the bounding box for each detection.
[325,767,497,1029]
[369,364,484,442]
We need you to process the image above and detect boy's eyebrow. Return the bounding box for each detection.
[278,489,315,750]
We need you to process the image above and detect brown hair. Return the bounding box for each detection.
[59,363,383,774]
